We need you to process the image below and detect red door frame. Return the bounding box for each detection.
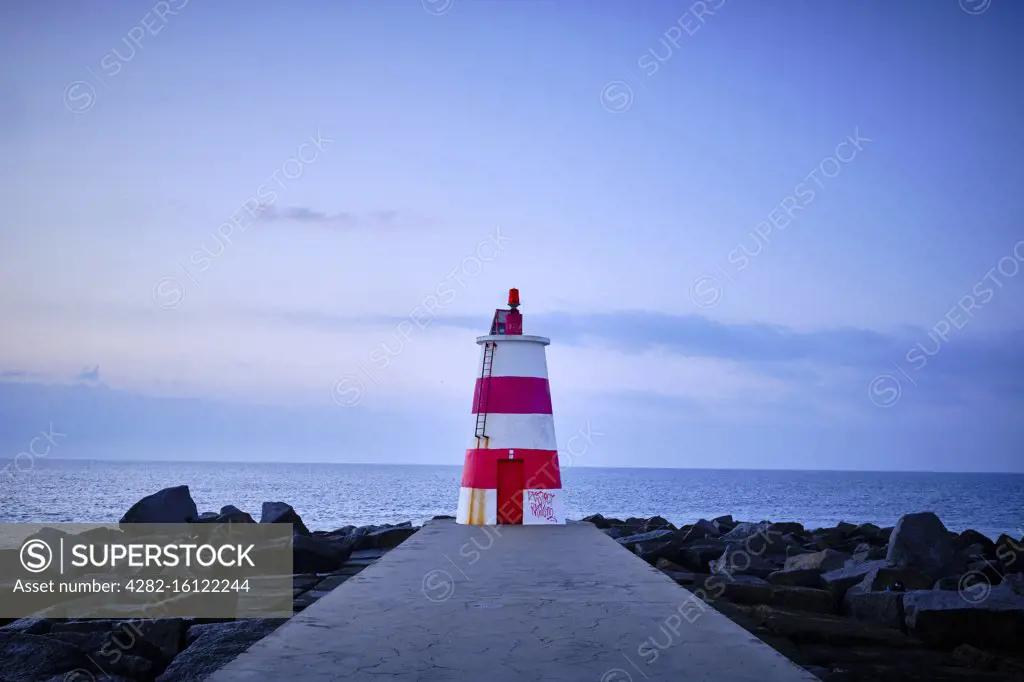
[496,459,524,524]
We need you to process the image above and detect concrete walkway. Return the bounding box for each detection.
[207,520,817,682]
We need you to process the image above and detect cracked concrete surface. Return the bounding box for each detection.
[206,521,819,681]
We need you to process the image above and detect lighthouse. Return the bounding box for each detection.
[456,288,564,525]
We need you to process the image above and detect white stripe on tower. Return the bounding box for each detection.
[479,339,550,378]
[467,413,556,450]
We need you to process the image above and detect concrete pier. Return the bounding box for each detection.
[207,520,817,681]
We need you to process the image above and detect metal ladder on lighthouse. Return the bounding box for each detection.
[474,342,495,447]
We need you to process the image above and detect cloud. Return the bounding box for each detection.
[255,307,1024,405]
[258,205,428,229]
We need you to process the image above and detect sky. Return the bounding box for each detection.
[1,0,1023,472]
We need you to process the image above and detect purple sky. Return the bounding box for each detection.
[1,0,1023,471]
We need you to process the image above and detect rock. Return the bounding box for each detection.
[683,518,720,541]
[809,527,847,550]
[721,521,768,542]
[903,583,1024,651]
[616,529,675,551]
[582,513,610,529]
[933,575,961,590]
[210,505,256,524]
[365,526,417,549]
[119,485,199,525]
[292,534,351,573]
[1,618,52,634]
[966,558,1005,587]
[710,545,779,579]
[994,534,1024,573]
[111,618,187,664]
[855,565,933,592]
[769,586,835,614]
[633,532,685,565]
[721,521,792,556]
[886,512,961,580]
[820,559,892,600]
[949,644,1024,676]
[259,502,311,536]
[155,619,286,681]
[748,605,914,647]
[785,549,851,573]
[769,522,805,535]
[853,545,888,562]
[843,587,905,630]
[770,581,831,614]
[653,558,694,583]
[717,577,776,606]
[786,545,816,558]
[431,515,455,520]
[0,632,92,680]
[1005,572,1024,595]
[955,529,996,558]
[109,654,157,679]
[602,527,627,539]
[849,522,883,543]
[198,511,219,521]
[712,514,735,533]
[677,539,729,573]
[767,569,824,588]
[643,515,676,532]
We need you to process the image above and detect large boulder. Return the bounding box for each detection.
[747,605,913,647]
[682,519,720,541]
[995,534,1024,573]
[769,586,835,614]
[886,512,961,580]
[820,559,892,600]
[849,522,883,544]
[365,526,417,549]
[633,532,685,565]
[1,618,52,635]
[784,549,851,573]
[721,521,768,542]
[155,619,286,681]
[838,565,930,631]
[0,632,93,680]
[677,539,729,573]
[260,502,311,536]
[218,505,256,523]
[711,514,735,533]
[120,485,199,524]
[292,534,351,573]
[710,545,779,579]
[642,516,676,532]
[767,569,824,589]
[902,584,1024,651]
[955,529,996,559]
[843,588,904,630]
[616,529,675,551]
[582,513,611,529]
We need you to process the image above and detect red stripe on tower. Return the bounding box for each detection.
[471,377,552,415]
[461,448,562,489]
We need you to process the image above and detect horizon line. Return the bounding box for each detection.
[29,457,1024,476]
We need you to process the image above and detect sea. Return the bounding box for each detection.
[2,459,1022,540]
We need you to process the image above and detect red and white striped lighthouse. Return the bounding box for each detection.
[456,288,564,525]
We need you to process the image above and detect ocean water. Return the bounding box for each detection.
[1,459,1022,540]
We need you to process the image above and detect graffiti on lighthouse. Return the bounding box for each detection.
[527,491,558,523]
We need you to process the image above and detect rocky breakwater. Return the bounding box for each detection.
[0,485,424,682]
[586,511,1024,681]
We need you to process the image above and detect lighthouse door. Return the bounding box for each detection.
[496,459,524,524]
